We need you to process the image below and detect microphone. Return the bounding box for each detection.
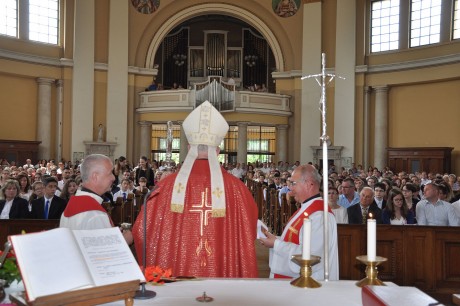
[134,189,156,299]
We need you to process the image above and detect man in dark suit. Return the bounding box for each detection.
[347,187,383,224]
[30,176,67,219]
[373,182,387,210]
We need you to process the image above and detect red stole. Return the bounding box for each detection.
[274,199,332,278]
[63,195,114,226]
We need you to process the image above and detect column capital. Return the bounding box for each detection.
[138,120,152,127]
[276,124,289,130]
[364,86,371,94]
[374,85,389,93]
[37,77,55,85]
[237,121,250,128]
[303,0,321,3]
[56,79,64,87]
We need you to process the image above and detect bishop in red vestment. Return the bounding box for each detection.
[133,101,258,278]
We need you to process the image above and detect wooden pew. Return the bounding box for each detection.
[337,224,460,304]
[0,219,60,245]
[1,221,459,303]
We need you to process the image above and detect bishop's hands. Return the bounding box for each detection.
[259,228,276,248]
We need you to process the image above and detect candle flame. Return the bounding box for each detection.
[303,212,309,219]
[369,212,373,219]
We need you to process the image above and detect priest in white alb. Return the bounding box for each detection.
[259,164,339,280]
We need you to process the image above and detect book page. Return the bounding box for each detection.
[10,228,94,302]
[72,227,145,286]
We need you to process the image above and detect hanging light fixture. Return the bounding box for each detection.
[244,55,258,67]
[173,54,187,66]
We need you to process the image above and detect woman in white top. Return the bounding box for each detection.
[382,188,415,225]
[328,187,348,224]
[0,179,29,219]
[17,172,33,201]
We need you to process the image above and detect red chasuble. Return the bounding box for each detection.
[133,160,259,278]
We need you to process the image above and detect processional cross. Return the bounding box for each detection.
[301,53,344,281]
[189,188,213,267]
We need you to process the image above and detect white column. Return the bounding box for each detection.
[56,80,64,162]
[237,122,249,164]
[139,121,152,160]
[276,124,288,163]
[334,0,356,160]
[374,86,389,170]
[301,1,322,164]
[71,1,95,161]
[106,0,129,157]
[37,78,55,160]
[363,86,371,169]
[179,121,188,162]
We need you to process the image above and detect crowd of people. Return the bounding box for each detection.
[227,161,460,226]
[0,156,162,220]
[2,156,460,227]
[2,99,458,284]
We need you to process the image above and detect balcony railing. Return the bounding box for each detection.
[138,82,291,117]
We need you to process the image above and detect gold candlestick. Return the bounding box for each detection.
[290,254,321,288]
[355,255,387,287]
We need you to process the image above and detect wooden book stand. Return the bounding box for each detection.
[9,280,139,306]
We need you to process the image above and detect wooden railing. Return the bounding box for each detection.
[245,180,298,236]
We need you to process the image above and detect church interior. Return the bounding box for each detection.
[1,0,460,305]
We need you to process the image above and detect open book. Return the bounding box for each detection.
[9,227,145,302]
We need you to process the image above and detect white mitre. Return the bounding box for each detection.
[171,101,229,217]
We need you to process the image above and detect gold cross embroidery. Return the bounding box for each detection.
[190,189,213,266]
[212,187,223,199]
[174,182,184,194]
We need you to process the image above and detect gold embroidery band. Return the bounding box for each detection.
[171,203,184,213]
[212,208,226,218]
[288,226,299,235]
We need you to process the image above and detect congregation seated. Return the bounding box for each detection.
[2,156,460,229]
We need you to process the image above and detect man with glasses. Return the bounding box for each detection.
[373,182,387,210]
[259,164,339,280]
[338,178,360,209]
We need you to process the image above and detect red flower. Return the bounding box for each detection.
[144,266,172,284]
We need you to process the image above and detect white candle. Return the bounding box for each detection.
[367,216,376,261]
[302,218,311,260]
